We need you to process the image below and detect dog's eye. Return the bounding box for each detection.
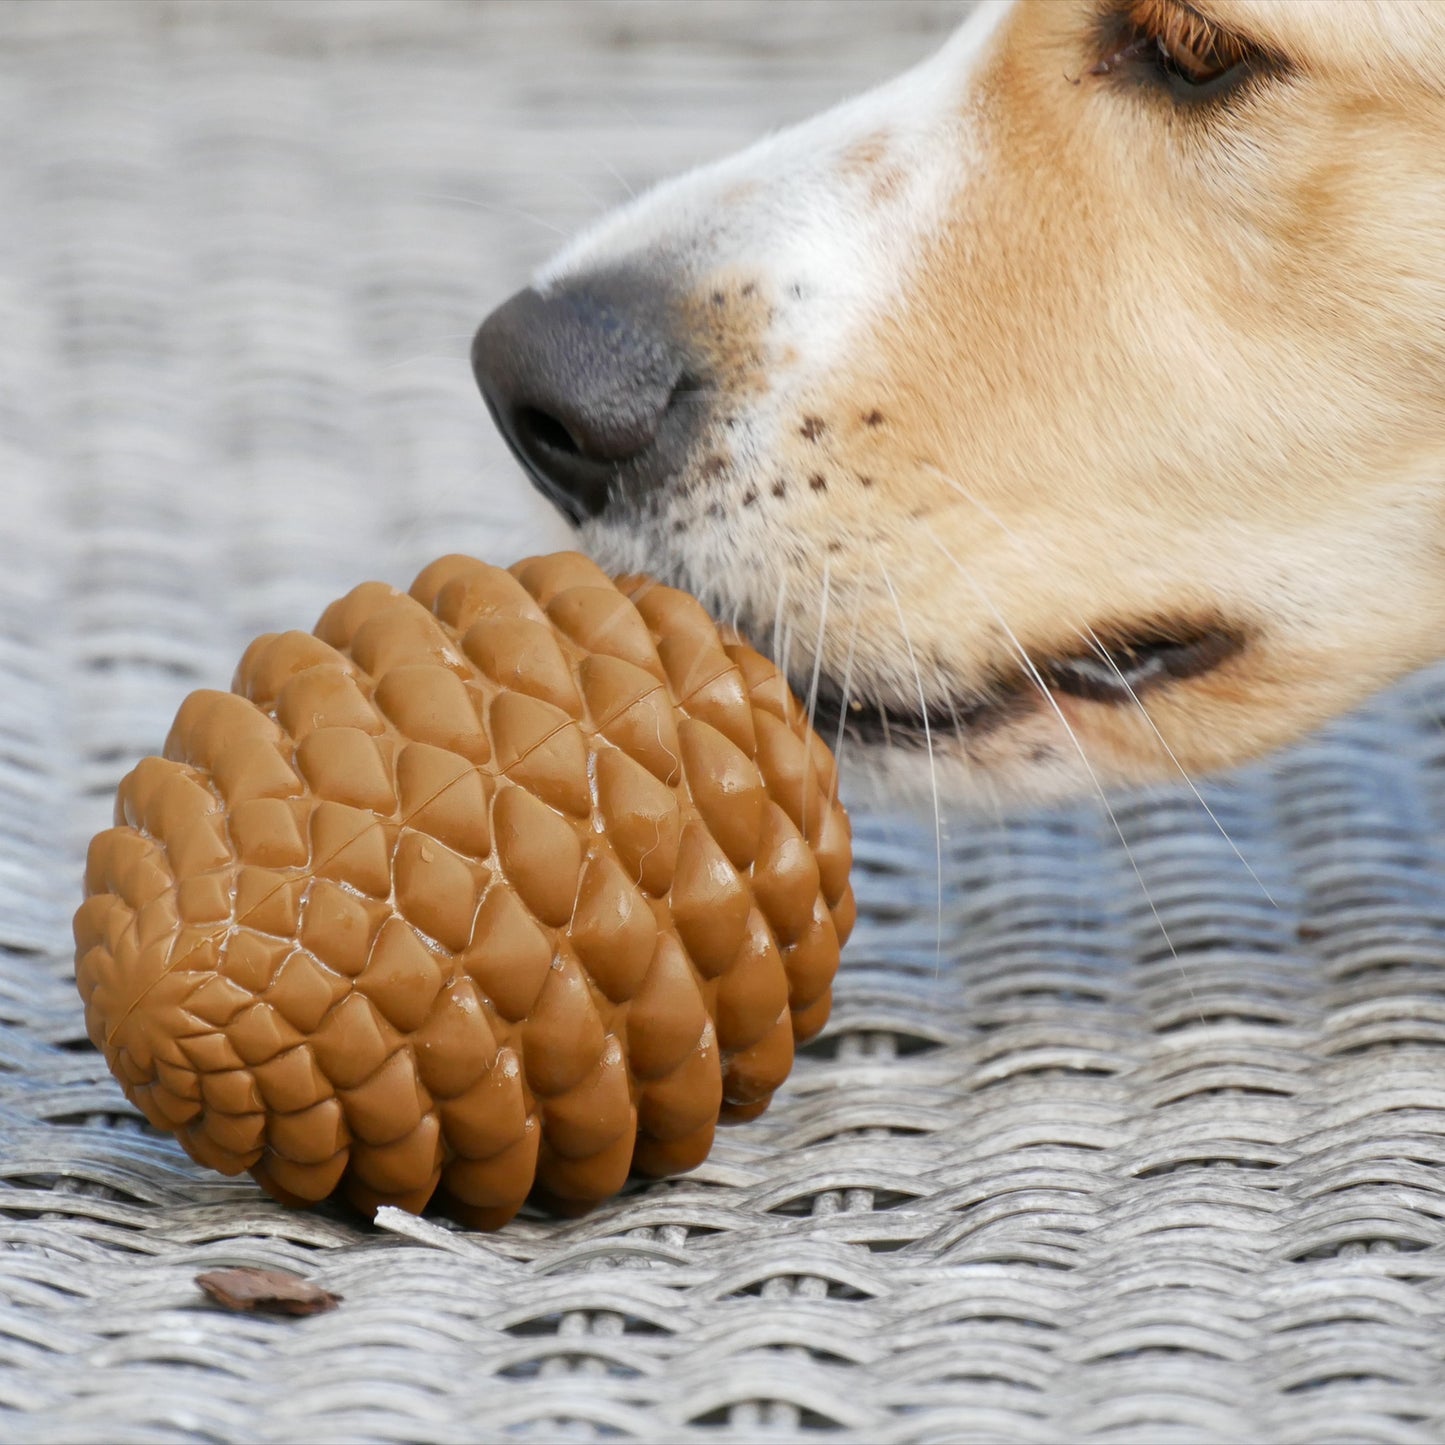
[1094,0,1268,103]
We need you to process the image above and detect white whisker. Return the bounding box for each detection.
[925,460,1273,920]
[413,191,569,237]
[922,462,1032,556]
[801,561,832,842]
[830,590,865,790]
[1076,623,1277,908]
[772,571,789,675]
[595,156,638,202]
[926,532,1199,1018]
[876,553,946,976]
[375,336,478,373]
[806,561,831,736]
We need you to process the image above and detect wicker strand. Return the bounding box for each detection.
[3,4,1445,1441]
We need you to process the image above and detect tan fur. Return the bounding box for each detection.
[774,0,1445,795]
[570,0,1445,803]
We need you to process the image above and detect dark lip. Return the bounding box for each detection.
[798,624,1245,750]
[1040,627,1245,704]
[805,681,1026,750]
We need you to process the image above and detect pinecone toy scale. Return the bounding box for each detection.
[74,552,853,1229]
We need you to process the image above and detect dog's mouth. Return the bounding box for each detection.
[805,622,1245,748]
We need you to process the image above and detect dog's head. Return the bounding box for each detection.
[473,0,1445,806]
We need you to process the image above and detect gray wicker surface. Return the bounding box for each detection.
[4,3,1445,1440]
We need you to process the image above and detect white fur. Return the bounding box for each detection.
[517,0,1445,808]
[540,1,1009,453]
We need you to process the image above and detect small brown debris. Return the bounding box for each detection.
[809,474,828,492]
[800,416,826,441]
[196,1267,342,1317]
[862,410,885,428]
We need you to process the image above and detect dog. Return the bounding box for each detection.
[471,0,1445,811]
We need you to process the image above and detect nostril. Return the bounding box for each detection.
[514,405,582,459]
[666,373,698,413]
[507,402,610,523]
[472,275,703,523]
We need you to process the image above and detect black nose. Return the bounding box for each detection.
[471,274,695,524]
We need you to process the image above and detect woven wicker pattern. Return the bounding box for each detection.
[4,3,1445,1440]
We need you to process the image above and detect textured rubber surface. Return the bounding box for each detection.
[77,551,851,1224]
[4,2,1445,1440]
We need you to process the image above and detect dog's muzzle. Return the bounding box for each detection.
[471,272,702,524]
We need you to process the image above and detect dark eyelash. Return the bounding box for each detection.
[1091,0,1282,104]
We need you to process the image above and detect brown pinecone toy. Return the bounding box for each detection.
[74,552,853,1229]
